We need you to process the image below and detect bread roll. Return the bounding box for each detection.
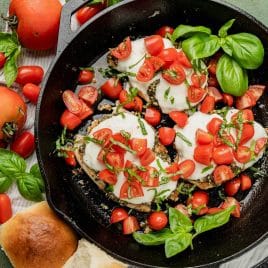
[0,201,78,268]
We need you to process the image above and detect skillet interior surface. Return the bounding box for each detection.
[35,0,268,267]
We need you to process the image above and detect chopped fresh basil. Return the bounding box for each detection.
[176,132,192,146]
[164,87,170,100]
[138,117,148,135]
[201,165,214,174]
[84,136,104,145]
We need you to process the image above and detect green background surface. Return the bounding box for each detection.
[0,0,267,267]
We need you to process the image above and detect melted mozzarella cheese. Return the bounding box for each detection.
[174,110,268,182]
[83,112,177,204]
[114,37,207,113]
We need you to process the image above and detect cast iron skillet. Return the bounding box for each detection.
[35,0,268,267]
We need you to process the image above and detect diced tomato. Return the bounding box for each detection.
[238,123,254,145]
[157,48,178,67]
[200,95,215,114]
[133,96,143,112]
[97,149,106,162]
[138,166,159,187]
[162,62,186,85]
[231,109,254,126]
[60,110,82,130]
[129,138,147,156]
[165,162,180,181]
[220,197,241,218]
[175,204,190,217]
[99,169,117,185]
[187,191,209,215]
[110,207,128,224]
[106,152,124,170]
[196,129,213,145]
[169,111,188,128]
[144,107,161,126]
[208,58,218,75]
[147,211,168,231]
[147,56,165,72]
[78,86,98,106]
[213,133,235,148]
[213,165,235,185]
[176,50,192,68]
[187,86,206,103]
[101,78,123,99]
[191,73,206,88]
[93,128,112,147]
[130,180,144,198]
[140,148,155,166]
[62,90,82,115]
[111,37,132,60]
[120,181,130,199]
[111,132,129,154]
[77,100,93,120]
[207,87,223,102]
[234,146,251,163]
[122,215,140,235]
[155,26,174,37]
[207,207,224,214]
[136,59,155,82]
[158,127,175,146]
[119,90,136,110]
[64,151,77,167]
[207,76,219,87]
[193,144,213,165]
[247,84,265,103]
[206,118,223,135]
[235,91,255,109]
[224,177,241,196]
[222,93,234,106]
[178,159,195,179]
[78,69,94,84]
[212,145,234,165]
[240,174,252,191]
[254,137,267,155]
[144,35,164,56]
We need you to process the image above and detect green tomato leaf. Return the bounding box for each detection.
[164,232,192,258]
[182,33,220,60]
[171,24,211,42]
[194,205,235,235]
[17,174,44,202]
[216,54,248,96]
[224,33,264,69]
[0,170,13,193]
[218,19,235,38]
[133,228,173,246]
[4,47,21,87]
[0,149,26,177]
[169,207,193,233]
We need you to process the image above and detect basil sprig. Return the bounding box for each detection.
[0,149,45,201]
[133,206,235,258]
[0,32,21,87]
[172,19,264,97]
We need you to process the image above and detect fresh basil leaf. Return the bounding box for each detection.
[30,163,45,192]
[0,149,26,177]
[0,32,20,57]
[218,19,235,38]
[216,54,248,96]
[223,33,264,69]
[133,228,173,246]
[0,171,12,193]
[194,205,235,235]
[165,232,192,258]
[17,174,44,201]
[4,47,21,87]
[169,207,193,233]
[106,0,121,6]
[182,33,220,60]
[171,25,211,42]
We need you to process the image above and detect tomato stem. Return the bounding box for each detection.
[1,15,18,28]
[2,122,18,141]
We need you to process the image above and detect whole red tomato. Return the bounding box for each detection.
[0,86,27,141]
[9,0,62,50]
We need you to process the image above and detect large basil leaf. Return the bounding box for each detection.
[171,25,211,42]
[194,206,235,235]
[0,32,20,57]
[169,207,193,233]
[0,149,26,177]
[133,228,173,246]
[30,163,45,192]
[223,33,264,69]
[0,170,12,193]
[218,19,235,38]
[17,174,44,201]
[164,232,192,258]
[182,33,220,60]
[216,54,248,96]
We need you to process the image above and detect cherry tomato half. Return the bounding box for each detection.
[220,197,240,218]
[224,177,241,196]
[60,109,82,130]
[148,211,168,231]
[62,90,82,115]
[178,159,195,179]
[196,129,213,145]
[169,111,188,128]
[122,215,140,235]
[158,127,175,146]
[111,37,132,60]
[187,86,206,103]
[206,118,223,135]
[136,59,154,82]
[139,148,155,166]
[144,35,164,56]
[78,69,94,84]
[200,95,215,114]
[193,144,213,165]
[144,107,161,126]
[129,138,147,156]
[212,145,234,165]
[110,207,128,224]
[213,165,235,185]
[240,174,252,191]
[162,63,186,85]
[78,86,98,106]
[64,151,77,167]
[155,25,174,37]
[16,66,44,85]
[99,169,117,185]
[234,146,251,163]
